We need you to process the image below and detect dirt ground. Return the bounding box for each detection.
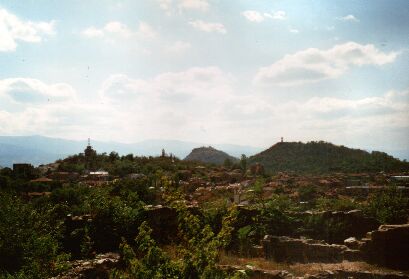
[219,253,409,277]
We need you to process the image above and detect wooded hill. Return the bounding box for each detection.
[184,146,238,165]
[249,141,409,174]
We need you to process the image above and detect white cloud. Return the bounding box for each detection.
[98,67,236,141]
[294,89,409,141]
[82,21,156,40]
[137,22,157,39]
[0,73,407,152]
[242,10,265,22]
[189,20,226,34]
[289,27,299,34]
[254,42,398,86]
[242,10,286,23]
[178,0,209,11]
[97,65,408,147]
[101,66,233,103]
[81,26,104,38]
[0,7,55,51]
[0,102,118,140]
[165,40,191,53]
[337,14,359,22]
[158,0,209,15]
[217,88,409,148]
[303,93,408,118]
[0,78,76,105]
[0,77,119,139]
[104,21,133,38]
[271,11,286,20]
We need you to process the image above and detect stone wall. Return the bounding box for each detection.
[295,210,379,244]
[261,235,361,263]
[360,224,409,270]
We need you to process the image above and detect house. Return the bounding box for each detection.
[88,171,109,181]
[30,177,53,183]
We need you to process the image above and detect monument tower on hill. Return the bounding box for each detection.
[84,138,97,170]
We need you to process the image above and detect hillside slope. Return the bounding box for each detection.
[184,146,238,165]
[249,141,409,173]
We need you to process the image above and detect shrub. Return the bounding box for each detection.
[365,187,409,224]
[0,193,69,278]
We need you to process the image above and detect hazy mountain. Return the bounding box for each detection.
[184,146,238,165]
[0,142,63,168]
[0,135,261,167]
[249,141,409,174]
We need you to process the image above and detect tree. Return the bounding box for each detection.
[113,203,242,278]
[84,145,97,170]
[109,151,120,162]
[223,158,232,168]
[365,187,409,224]
[249,178,265,208]
[240,154,247,173]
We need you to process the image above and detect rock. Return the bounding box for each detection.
[52,253,120,279]
[250,163,265,176]
[344,237,361,250]
[217,265,295,279]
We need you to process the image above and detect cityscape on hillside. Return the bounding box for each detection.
[1,1,409,278]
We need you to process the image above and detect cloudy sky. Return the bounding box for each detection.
[0,0,408,158]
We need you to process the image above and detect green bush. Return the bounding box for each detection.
[315,197,360,212]
[0,193,69,278]
[365,187,409,224]
[113,204,243,279]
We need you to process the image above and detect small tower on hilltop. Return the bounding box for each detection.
[281,137,284,143]
[84,138,97,170]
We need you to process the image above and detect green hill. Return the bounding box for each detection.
[184,146,238,165]
[249,141,409,174]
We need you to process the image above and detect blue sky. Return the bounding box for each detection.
[0,0,408,158]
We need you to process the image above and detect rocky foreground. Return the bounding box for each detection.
[54,224,409,278]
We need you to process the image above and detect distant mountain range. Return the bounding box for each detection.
[249,141,409,174]
[184,146,239,165]
[0,135,262,167]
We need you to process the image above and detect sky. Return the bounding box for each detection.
[0,0,408,158]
